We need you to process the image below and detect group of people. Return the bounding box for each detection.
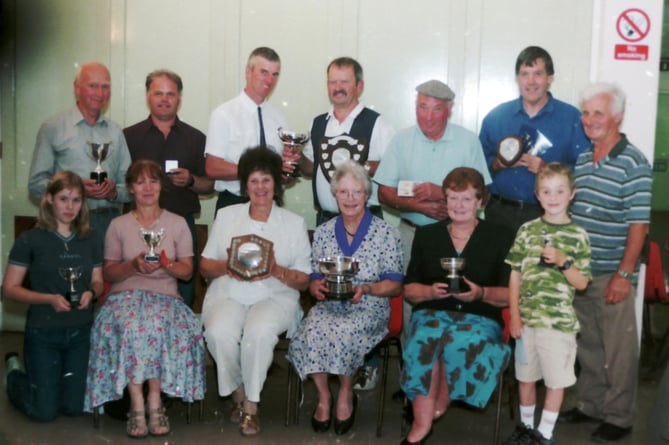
[2,43,653,445]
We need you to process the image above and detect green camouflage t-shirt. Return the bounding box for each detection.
[506,217,592,333]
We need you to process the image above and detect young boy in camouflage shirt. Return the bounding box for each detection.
[503,162,592,445]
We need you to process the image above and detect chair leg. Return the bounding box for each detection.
[186,401,192,424]
[376,341,390,437]
[93,405,100,428]
[493,371,504,445]
[198,399,204,421]
[285,363,293,427]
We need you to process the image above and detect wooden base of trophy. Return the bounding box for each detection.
[325,280,355,300]
[65,291,80,304]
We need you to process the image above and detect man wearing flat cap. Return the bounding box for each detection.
[374,80,491,369]
[375,79,491,264]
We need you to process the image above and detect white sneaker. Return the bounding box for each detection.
[353,366,379,391]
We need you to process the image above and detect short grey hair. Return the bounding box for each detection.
[330,160,372,199]
[580,82,626,116]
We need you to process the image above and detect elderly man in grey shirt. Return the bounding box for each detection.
[28,61,131,238]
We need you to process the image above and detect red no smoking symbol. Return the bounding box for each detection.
[616,8,650,42]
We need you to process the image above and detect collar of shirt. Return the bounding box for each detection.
[70,106,109,128]
[512,92,556,119]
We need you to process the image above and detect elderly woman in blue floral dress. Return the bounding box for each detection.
[287,160,403,435]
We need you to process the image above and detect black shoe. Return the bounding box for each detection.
[502,424,533,445]
[591,422,632,442]
[558,407,600,424]
[311,403,332,433]
[400,429,432,445]
[334,394,358,435]
[528,430,554,445]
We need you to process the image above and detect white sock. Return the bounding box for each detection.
[519,404,535,428]
[537,409,559,439]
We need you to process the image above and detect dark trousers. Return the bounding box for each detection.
[7,324,92,421]
[484,196,542,235]
[178,213,197,307]
[215,190,244,213]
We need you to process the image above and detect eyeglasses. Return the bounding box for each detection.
[335,189,365,199]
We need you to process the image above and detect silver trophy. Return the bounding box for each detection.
[278,128,310,178]
[58,266,82,304]
[87,142,111,184]
[318,256,360,300]
[440,257,470,294]
[140,228,165,263]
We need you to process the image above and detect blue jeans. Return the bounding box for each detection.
[6,324,92,421]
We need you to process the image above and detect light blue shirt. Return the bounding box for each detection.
[374,123,491,226]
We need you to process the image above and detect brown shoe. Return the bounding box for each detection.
[229,401,244,424]
[239,412,260,436]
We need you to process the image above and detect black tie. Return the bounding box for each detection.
[257,106,266,146]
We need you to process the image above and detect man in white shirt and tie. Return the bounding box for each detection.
[205,47,297,211]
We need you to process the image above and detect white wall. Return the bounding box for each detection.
[1,0,663,330]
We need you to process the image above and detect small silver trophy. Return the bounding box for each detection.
[278,128,310,177]
[440,257,470,294]
[140,228,165,263]
[318,256,360,300]
[58,266,82,304]
[88,142,111,184]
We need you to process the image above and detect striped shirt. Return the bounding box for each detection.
[571,134,652,276]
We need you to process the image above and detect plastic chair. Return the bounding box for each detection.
[375,293,404,437]
[284,293,404,435]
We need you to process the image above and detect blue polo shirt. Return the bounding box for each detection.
[479,94,590,204]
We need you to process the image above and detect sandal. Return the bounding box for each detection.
[229,401,244,424]
[126,410,148,439]
[239,412,261,436]
[147,406,170,436]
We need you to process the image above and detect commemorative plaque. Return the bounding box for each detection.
[496,136,524,166]
[229,234,273,279]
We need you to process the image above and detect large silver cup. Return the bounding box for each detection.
[440,257,470,294]
[58,266,82,304]
[88,142,111,184]
[140,228,165,263]
[318,256,359,300]
[278,128,310,178]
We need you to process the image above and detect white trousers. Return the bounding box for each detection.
[202,297,290,402]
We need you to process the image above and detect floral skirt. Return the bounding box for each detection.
[84,290,206,410]
[287,298,389,379]
[400,309,510,408]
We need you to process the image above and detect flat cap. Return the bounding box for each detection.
[415,79,455,101]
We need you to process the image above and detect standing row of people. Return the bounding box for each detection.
[2,42,653,445]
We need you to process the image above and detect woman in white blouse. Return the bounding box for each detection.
[200,145,311,437]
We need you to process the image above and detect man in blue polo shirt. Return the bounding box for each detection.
[479,46,590,234]
[559,82,652,443]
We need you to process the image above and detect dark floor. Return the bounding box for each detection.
[0,329,666,445]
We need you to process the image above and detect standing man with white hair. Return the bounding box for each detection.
[559,83,652,443]
[28,61,131,237]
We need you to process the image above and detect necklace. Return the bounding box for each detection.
[344,226,357,237]
[448,224,475,241]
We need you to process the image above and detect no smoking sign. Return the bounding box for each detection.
[614,8,651,61]
[616,8,650,42]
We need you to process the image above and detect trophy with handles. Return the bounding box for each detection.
[87,141,111,184]
[58,266,82,304]
[140,228,165,263]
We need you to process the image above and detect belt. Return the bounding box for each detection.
[401,218,418,228]
[490,194,539,209]
[89,207,117,214]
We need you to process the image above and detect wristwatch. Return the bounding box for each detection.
[617,270,632,280]
[558,259,573,272]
